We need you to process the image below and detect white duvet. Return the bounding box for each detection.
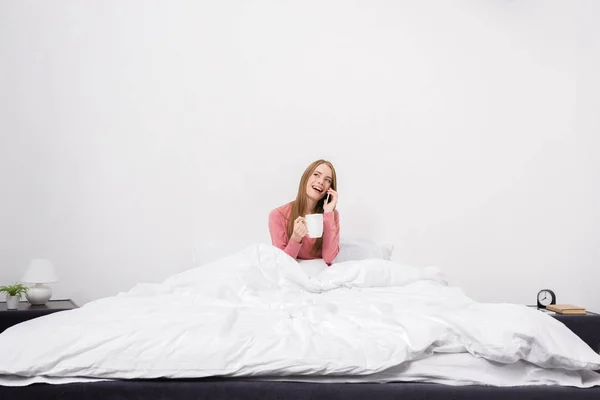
[1,244,600,387]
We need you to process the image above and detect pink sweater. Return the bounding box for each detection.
[268,203,340,265]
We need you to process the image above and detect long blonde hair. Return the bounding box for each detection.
[286,159,338,256]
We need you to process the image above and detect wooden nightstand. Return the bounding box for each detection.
[0,299,78,333]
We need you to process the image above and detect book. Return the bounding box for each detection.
[546,304,587,315]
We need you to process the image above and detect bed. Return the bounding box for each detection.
[1,243,599,399]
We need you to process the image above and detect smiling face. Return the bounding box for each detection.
[305,163,333,202]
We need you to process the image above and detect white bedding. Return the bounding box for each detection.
[5,353,600,388]
[1,244,599,387]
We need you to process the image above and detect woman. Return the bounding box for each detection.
[268,159,340,265]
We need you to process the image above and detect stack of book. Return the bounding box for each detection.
[546,304,587,315]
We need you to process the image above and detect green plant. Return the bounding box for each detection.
[0,283,29,297]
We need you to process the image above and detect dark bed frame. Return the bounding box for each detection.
[2,377,600,400]
[2,311,600,400]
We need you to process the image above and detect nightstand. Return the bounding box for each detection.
[0,299,78,333]
[529,306,600,353]
[553,312,600,354]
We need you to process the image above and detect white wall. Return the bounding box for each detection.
[574,0,600,310]
[1,0,598,308]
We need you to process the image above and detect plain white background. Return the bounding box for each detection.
[1,0,598,309]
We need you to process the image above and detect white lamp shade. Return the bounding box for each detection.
[21,259,58,283]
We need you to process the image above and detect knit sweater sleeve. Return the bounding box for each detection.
[268,208,302,259]
[321,210,340,265]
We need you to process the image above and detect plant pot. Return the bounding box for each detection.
[6,295,21,310]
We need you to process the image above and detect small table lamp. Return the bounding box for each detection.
[21,259,58,305]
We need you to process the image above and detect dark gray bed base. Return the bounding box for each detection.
[2,378,600,400]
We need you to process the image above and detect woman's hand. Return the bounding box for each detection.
[323,189,338,213]
[291,216,307,243]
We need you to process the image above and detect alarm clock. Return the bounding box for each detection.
[537,289,556,309]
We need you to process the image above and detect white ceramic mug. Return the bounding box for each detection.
[305,214,324,238]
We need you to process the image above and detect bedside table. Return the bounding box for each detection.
[0,299,78,333]
[553,312,600,354]
[529,306,600,353]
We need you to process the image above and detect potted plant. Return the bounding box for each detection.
[0,283,29,310]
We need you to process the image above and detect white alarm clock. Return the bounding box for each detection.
[537,289,556,309]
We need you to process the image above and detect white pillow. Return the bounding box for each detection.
[333,238,394,263]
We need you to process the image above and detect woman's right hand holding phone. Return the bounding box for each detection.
[291,216,307,243]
